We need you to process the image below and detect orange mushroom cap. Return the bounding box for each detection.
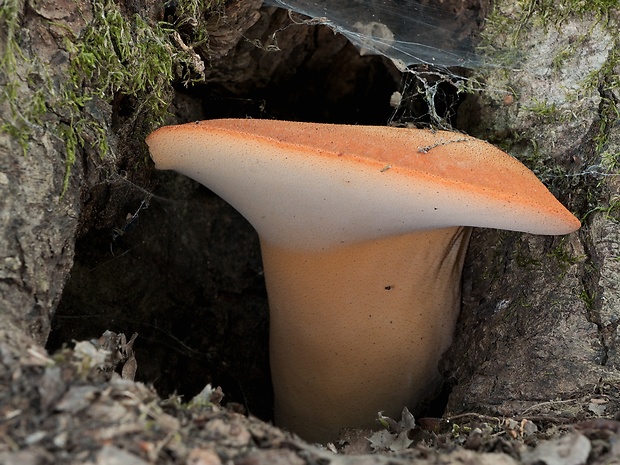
[147,119,580,251]
[146,119,580,442]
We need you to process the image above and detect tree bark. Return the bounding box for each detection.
[1,0,620,461]
[0,0,85,347]
[445,4,620,414]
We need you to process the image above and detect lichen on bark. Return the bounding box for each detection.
[2,0,620,461]
[0,0,224,344]
[445,0,620,415]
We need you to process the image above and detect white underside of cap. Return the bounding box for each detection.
[155,132,574,250]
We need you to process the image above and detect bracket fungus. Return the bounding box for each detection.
[146,119,580,443]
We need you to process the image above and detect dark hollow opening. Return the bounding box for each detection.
[48,1,485,427]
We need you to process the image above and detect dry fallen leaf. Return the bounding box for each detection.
[96,445,149,465]
[521,432,591,465]
[368,408,416,452]
[186,448,222,465]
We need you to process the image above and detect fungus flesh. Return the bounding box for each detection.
[146,119,580,443]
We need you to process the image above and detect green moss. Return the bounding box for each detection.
[517,0,617,28]
[579,289,595,311]
[67,4,176,110]
[547,240,585,276]
[523,98,559,119]
[478,0,619,191]
[1,0,218,193]
[511,239,542,269]
[0,0,22,97]
[58,0,180,191]
[173,0,223,48]
[479,0,617,74]
[0,0,48,154]
[585,195,620,222]
[585,46,620,163]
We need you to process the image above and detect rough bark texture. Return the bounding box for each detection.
[2,0,620,463]
[445,4,620,415]
[0,0,86,347]
[45,0,403,416]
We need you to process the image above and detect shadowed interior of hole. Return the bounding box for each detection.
[48,0,489,430]
[264,0,489,69]
[259,0,491,128]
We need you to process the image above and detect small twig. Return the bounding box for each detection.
[521,398,581,415]
[445,412,502,424]
[417,138,469,154]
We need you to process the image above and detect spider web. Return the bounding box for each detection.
[264,0,494,128]
[264,0,486,69]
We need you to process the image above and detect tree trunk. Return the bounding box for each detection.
[445,3,620,414]
[1,0,620,461]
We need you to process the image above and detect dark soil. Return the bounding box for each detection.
[4,332,620,464]
[3,0,619,463]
